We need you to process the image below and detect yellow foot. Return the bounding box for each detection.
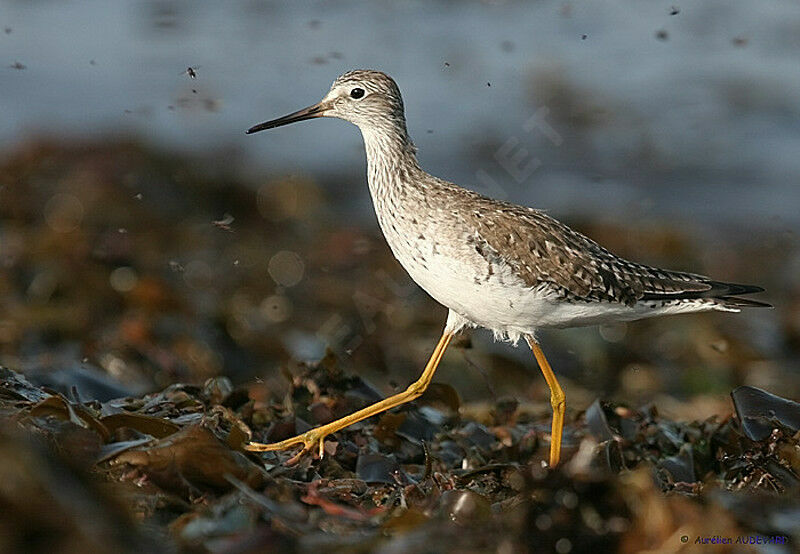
[245,428,329,465]
[244,331,456,466]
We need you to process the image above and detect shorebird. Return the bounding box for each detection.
[244,70,769,467]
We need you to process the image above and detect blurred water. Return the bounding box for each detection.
[1,0,799,228]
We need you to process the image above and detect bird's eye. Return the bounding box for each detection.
[350,87,365,99]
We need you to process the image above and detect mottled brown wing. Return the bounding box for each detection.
[460,195,712,305]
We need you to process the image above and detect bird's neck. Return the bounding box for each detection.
[360,122,422,198]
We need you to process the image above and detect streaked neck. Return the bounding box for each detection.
[360,120,421,195]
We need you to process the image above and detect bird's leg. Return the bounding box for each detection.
[246,330,454,464]
[525,335,566,467]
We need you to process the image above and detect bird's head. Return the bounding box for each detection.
[246,69,406,134]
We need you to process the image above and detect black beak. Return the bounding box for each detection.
[246,102,327,134]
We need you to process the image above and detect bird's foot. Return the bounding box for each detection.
[245,427,329,465]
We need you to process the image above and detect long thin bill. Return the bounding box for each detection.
[246,103,326,134]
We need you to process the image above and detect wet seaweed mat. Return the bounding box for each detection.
[2,358,799,553]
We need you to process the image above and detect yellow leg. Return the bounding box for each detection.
[246,330,454,464]
[525,335,565,467]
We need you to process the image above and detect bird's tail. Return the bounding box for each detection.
[702,282,771,309]
[641,280,771,308]
[709,282,771,308]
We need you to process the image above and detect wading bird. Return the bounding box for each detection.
[245,70,769,467]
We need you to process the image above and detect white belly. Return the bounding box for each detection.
[381,219,566,339]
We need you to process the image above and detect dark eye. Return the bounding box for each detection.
[350,87,365,99]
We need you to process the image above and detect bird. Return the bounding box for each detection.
[244,70,769,467]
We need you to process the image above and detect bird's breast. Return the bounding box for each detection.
[370,189,556,334]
